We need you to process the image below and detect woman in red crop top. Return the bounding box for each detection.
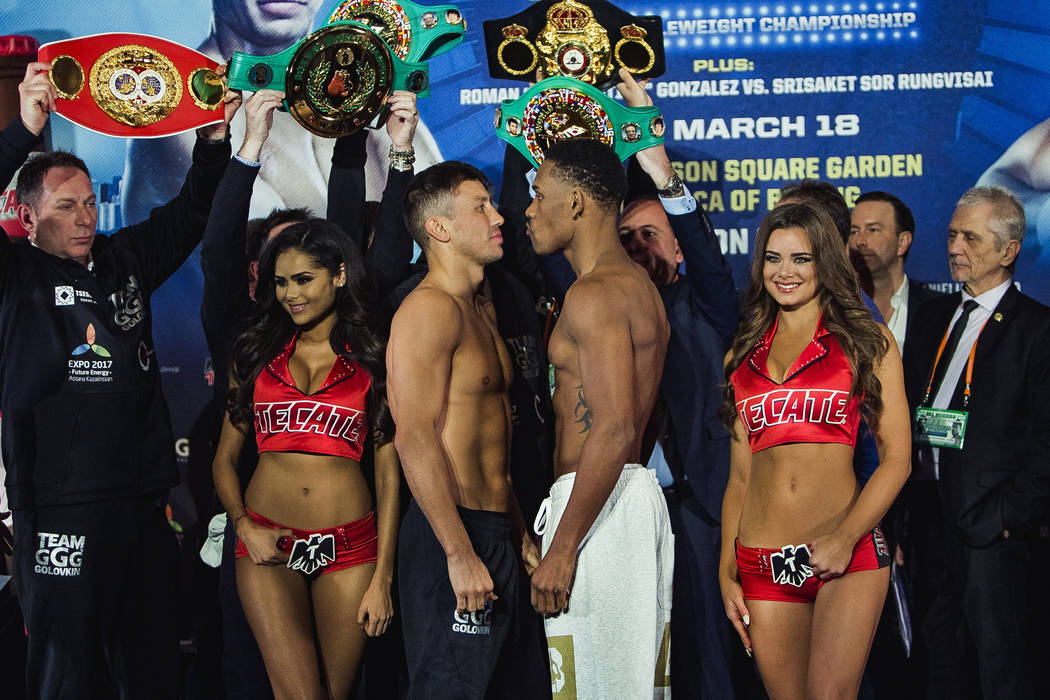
[213,220,399,699]
[718,202,911,699]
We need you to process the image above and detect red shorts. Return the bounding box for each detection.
[735,526,890,603]
[234,508,378,576]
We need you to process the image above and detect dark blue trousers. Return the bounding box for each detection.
[666,488,736,699]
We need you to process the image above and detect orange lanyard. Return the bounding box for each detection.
[922,317,988,409]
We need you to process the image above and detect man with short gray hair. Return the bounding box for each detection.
[902,184,1050,699]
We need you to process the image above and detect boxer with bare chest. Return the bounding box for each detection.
[388,161,543,699]
[525,139,674,699]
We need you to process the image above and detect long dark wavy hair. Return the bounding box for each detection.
[720,202,889,433]
[227,219,393,444]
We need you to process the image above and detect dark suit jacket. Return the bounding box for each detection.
[621,159,739,519]
[659,208,739,520]
[902,278,943,352]
[903,284,1050,547]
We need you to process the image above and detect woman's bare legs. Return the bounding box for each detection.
[747,598,813,700]
[237,558,325,699]
[808,567,889,699]
[311,562,375,699]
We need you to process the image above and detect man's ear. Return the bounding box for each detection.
[897,230,913,259]
[425,216,451,244]
[1000,238,1021,268]
[570,188,585,220]
[16,203,37,240]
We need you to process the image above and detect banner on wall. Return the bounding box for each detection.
[4,0,1049,527]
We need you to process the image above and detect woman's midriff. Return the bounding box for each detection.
[737,442,859,547]
[245,452,373,529]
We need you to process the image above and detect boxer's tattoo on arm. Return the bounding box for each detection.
[574,386,592,433]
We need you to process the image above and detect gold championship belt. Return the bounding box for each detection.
[325,0,466,62]
[228,21,432,137]
[495,76,663,167]
[37,34,225,138]
[483,0,663,89]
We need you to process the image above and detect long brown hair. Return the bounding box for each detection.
[720,202,889,432]
[228,219,393,444]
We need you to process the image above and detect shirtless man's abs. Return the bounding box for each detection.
[525,139,674,699]
[388,162,547,700]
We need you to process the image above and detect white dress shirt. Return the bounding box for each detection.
[926,277,1013,478]
[886,276,910,353]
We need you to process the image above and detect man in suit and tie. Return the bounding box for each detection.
[903,185,1050,699]
[849,191,942,354]
[615,74,739,699]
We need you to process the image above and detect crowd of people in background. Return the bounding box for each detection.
[1,54,1048,700]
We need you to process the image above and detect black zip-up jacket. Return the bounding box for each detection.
[0,119,230,510]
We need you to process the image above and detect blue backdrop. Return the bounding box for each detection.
[4,0,1049,527]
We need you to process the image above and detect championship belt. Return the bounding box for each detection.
[325,0,465,63]
[227,21,430,137]
[494,76,663,167]
[37,34,225,138]
[483,0,663,89]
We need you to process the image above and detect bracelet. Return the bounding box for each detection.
[230,512,247,527]
[389,145,416,172]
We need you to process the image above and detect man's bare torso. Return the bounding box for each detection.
[413,283,514,510]
[548,260,669,477]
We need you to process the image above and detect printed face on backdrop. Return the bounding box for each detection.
[213,0,325,47]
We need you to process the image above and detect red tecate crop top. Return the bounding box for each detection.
[253,335,371,461]
[730,314,861,452]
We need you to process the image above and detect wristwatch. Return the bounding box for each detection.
[658,173,685,198]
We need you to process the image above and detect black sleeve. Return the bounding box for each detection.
[365,165,414,300]
[496,143,575,301]
[626,153,659,201]
[1004,316,1050,532]
[0,119,42,283]
[200,157,259,413]
[626,148,739,341]
[327,131,369,251]
[109,135,231,293]
[669,206,739,343]
[0,119,38,191]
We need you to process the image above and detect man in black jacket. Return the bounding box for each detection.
[848,190,944,697]
[2,61,236,698]
[849,191,942,354]
[615,72,739,699]
[903,185,1050,699]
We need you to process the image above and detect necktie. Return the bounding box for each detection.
[927,299,979,401]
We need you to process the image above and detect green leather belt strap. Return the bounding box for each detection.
[325,0,465,63]
[228,21,431,97]
[227,21,431,136]
[495,76,663,167]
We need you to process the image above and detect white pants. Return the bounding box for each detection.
[535,465,674,699]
